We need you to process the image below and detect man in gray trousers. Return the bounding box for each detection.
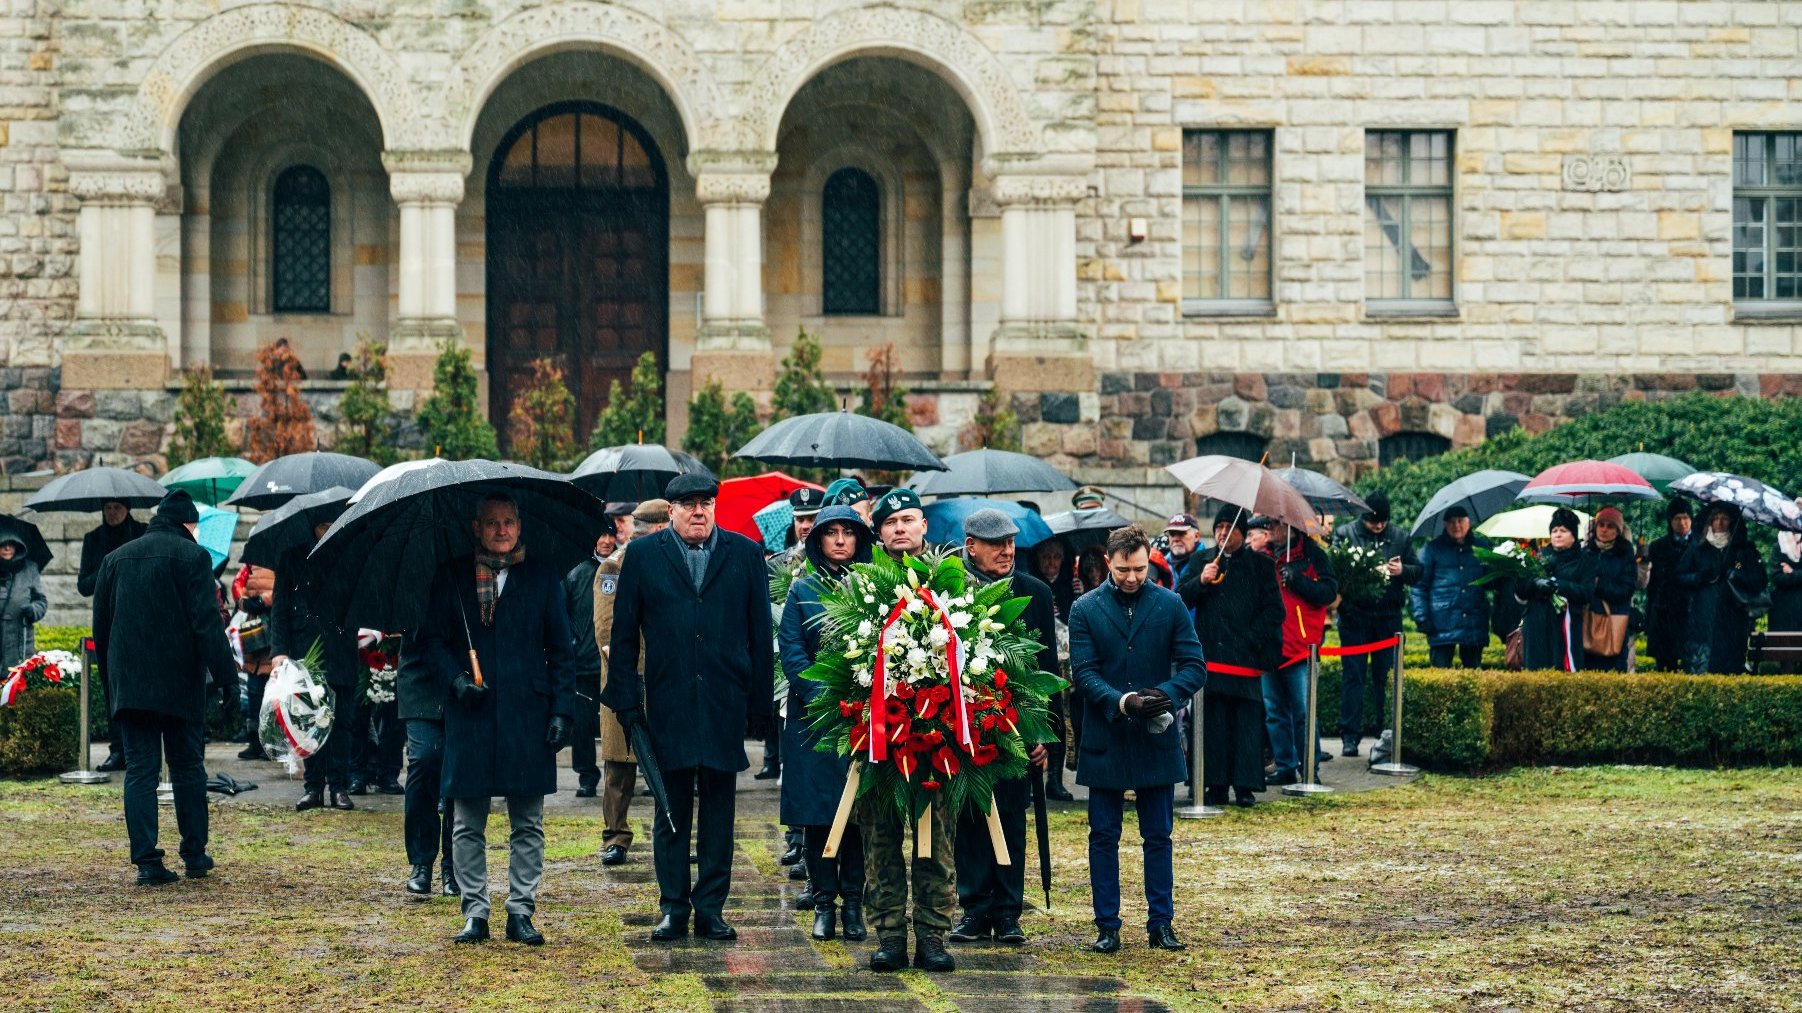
[416,494,578,945]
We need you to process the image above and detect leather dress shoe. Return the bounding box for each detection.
[1203,786,1229,806]
[600,844,627,866]
[913,934,955,973]
[1341,736,1361,757]
[1046,781,1075,802]
[840,900,866,941]
[505,913,544,945]
[96,751,126,773]
[441,866,460,896]
[780,842,804,866]
[294,790,324,812]
[136,863,179,886]
[1090,928,1121,954]
[868,936,909,972]
[184,854,214,879]
[347,778,369,796]
[574,783,597,798]
[753,762,780,780]
[694,916,737,941]
[811,906,835,941]
[650,914,688,941]
[453,917,489,944]
[948,914,990,942]
[407,863,432,895]
[236,743,266,761]
[377,778,405,795]
[993,917,1026,944]
[1234,788,1257,808]
[1149,923,1186,950]
[329,791,355,811]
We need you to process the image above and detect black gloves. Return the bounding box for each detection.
[452,672,487,707]
[545,715,572,751]
[1533,576,1558,594]
[614,706,643,733]
[1281,562,1308,586]
[1138,688,1175,717]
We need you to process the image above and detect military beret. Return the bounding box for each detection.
[788,487,826,516]
[963,507,1019,542]
[665,472,720,502]
[871,487,923,527]
[822,477,869,506]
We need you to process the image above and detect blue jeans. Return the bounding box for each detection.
[403,719,453,868]
[1087,784,1174,932]
[1263,661,1310,776]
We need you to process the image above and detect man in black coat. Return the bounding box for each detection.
[270,528,362,812]
[416,492,579,946]
[398,640,457,897]
[948,509,1057,946]
[1179,506,1284,807]
[562,528,616,798]
[604,472,774,943]
[92,490,237,885]
[78,498,147,772]
[1644,497,1693,672]
[1330,492,1420,756]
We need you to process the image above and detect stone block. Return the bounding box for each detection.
[1061,426,1098,456]
[79,418,123,452]
[1426,403,1462,439]
[53,418,80,450]
[1369,400,1401,437]
[62,350,166,391]
[1215,396,1248,432]
[990,353,1094,394]
[1021,422,1062,458]
[118,420,164,457]
[1187,404,1217,437]
[1040,392,1080,424]
[905,394,938,429]
[1267,384,1306,410]
[1233,373,1266,401]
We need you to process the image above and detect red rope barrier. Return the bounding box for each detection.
[1319,635,1401,658]
[1205,661,1265,677]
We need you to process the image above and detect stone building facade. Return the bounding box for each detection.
[1,1,1799,516]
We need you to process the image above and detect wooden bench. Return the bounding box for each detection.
[1748,630,1802,668]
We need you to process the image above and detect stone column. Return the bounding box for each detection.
[64,153,171,390]
[689,152,778,392]
[383,151,472,394]
[987,169,1092,393]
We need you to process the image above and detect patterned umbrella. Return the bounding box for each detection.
[194,505,238,570]
[752,499,794,554]
[1517,460,1659,504]
[1668,472,1802,533]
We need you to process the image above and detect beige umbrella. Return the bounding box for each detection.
[1164,455,1319,532]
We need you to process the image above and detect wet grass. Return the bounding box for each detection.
[2,767,1798,1011]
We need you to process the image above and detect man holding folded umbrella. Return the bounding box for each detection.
[604,473,774,943]
[416,492,579,946]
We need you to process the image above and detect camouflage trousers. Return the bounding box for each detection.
[856,796,956,939]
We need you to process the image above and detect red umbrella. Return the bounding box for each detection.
[1517,460,1659,504]
[717,472,824,542]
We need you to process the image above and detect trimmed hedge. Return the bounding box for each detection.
[0,685,79,777]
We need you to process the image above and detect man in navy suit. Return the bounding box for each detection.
[1068,524,1206,955]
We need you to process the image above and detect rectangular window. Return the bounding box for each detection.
[1364,130,1455,311]
[1182,130,1273,314]
[1733,132,1802,310]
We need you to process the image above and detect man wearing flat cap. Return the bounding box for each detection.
[604,474,774,942]
[949,509,1059,946]
[1331,491,1420,758]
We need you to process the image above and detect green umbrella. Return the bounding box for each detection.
[1607,452,1697,494]
[160,456,257,506]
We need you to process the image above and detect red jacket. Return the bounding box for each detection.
[1265,536,1339,668]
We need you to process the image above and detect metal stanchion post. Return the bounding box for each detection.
[59,639,108,785]
[1370,631,1419,776]
[1283,644,1333,797]
[1175,687,1222,819]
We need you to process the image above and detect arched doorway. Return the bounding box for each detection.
[486,102,668,442]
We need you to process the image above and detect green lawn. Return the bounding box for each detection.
[1,767,1798,1011]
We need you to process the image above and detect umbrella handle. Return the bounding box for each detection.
[467,649,485,689]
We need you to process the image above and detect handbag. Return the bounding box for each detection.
[1728,571,1772,619]
[1504,624,1524,671]
[1582,602,1629,658]
[234,608,270,656]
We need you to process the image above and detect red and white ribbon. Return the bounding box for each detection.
[867,598,909,762]
[918,588,973,751]
[0,672,24,707]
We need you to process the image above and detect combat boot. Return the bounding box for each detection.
[868,935,909,972]
[913,932,956,973]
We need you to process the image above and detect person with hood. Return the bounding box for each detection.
[76,499,146,770]
[1068,525,1205,954]
[1513,508,1590,672]
[1676,501,1766,675]
[1261,518,1338,786]
[1411,506,1491,668]
[1644,498,1695,672]
[947,508,1057,947]
[1330,491,1419,756]
[1179,506,1283,806]
[1582,506,1638,671]
[777,505,873,944]
[1770,528,1802,670]
[91,490,237,884]
[269,516,363,813]
[0,528,48,672]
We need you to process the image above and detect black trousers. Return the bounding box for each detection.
[116,711,207,868]
[954,801,1027,924]
[1337,615,1396,740]
[655,766,736,922]
[1203,692,1266,791]
[571,671,600,788]
[303,696,353,793]
[802,823,864,909]
[242,673,269,744]
[1428,643,1484,669]
[351,697,404,782]
[403,719,454,868]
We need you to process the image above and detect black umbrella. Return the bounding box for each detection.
[1030,766,1052,913]
[1409,469,1531,539]
[239,486,355,569]
[734,412,947,472]
[23,467,165,513]
[0,515,52,570]
[907,449,1074,498]
[571,445,712,501]
[224,452,382,510]
[1273,467,1369,517]
[1042,506,1131,552]
[307,459,604,633]
[627,722,680,836]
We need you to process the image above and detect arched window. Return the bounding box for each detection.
[1194,431,1269,461]
[822,167,881,315]
[271,165,331,313]
[1379,431,1451,468]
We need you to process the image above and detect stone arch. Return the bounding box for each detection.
[127,3,423,153]
[745,7,1038,158]
[442,2,724,154]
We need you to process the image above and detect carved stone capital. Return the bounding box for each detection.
[694,173,772,206]
[388,319,464,352]
[389,170,467,206]
[990,174,1089,208]
[67,165,168,206]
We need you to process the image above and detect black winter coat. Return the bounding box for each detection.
[1179,545,1283,698]
[1771,548,1802,634]
[77,516,145,598]
[1676,535,1765,675]
[395,637,443,723]
[602,527,775,773]
[963,556,1061,812]
[417,556,579,797]
[1331,519,1421,625]
[1644,530,1694,662]
[562,556,604,680]
[92,516,237,724]
[1068,580,1206,791]
[268,545,360,690]
[1514,545,1590,671]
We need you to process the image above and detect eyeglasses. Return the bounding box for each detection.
[672,499,716,513]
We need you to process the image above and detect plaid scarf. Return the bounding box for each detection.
[475,546,526,626]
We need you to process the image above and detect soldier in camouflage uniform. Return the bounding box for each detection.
[856,487,957,974]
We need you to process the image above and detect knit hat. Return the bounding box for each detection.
[1443,505,1470,522]
[1549,507,1581,537]
[871,487,923,527]
[156,489,199,525]
[1594,506,1625,531]
[1213,504,1249,532]
[1665,497,1693,521]
[1363,490,1391,523]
